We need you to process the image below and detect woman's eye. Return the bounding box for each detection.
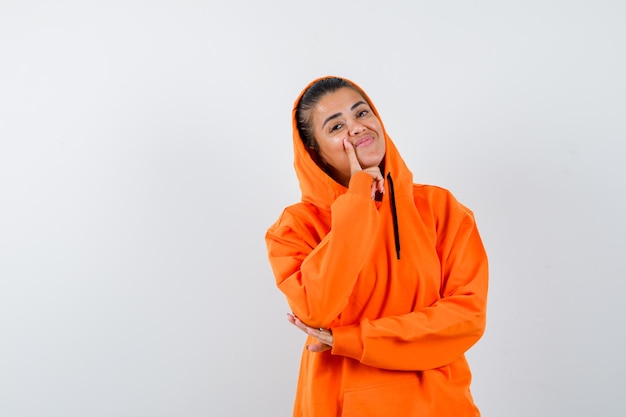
[357,110,369,117]
[330,123,343,132]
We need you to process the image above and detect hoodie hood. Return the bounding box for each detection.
[292,76,414,208]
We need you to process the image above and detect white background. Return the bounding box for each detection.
[1,1,625,416]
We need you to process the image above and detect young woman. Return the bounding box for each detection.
[265,76,489,416]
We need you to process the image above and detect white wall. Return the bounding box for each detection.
[1,1,624,416]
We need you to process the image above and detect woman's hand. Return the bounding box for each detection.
[343,139,384,199]
[287,313,333,352]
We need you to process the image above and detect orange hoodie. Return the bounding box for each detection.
[265,77,488,417]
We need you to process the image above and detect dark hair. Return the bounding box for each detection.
[295,77,363,152]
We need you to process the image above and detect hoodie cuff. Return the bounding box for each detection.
[347,172,374,196]
[331,324,363,361]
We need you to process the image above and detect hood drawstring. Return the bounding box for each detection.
[387,173,400,260]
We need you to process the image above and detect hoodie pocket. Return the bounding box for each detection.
[341,377,421,417]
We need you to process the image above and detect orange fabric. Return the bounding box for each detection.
[265,77,489,417]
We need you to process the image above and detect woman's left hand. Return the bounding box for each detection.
[287,313,333,352]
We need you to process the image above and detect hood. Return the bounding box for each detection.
[291,76,414,208]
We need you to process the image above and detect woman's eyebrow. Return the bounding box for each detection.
[322,101,368,128]
[322,112,342,129]
[350,100,367,110]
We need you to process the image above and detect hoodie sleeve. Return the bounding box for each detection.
[331,190,488,371]
[265,172,381,328]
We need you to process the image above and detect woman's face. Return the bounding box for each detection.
[310,87,386,186]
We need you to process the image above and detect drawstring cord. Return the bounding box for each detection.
[386,173,400,260]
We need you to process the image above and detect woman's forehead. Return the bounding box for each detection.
[314,88,367,116]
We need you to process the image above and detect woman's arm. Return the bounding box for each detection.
[330,207,488,371]
[265,172,380,329]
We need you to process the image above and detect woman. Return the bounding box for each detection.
[265,76,488,416]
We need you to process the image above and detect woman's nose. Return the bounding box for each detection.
[348,120,365,135]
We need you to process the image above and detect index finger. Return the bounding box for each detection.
[343,139,362,175]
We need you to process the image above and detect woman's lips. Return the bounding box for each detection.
[355,136,374,147]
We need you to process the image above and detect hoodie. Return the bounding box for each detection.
[265,77,489,417]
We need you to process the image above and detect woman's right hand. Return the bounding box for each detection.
[343,139,384,199]
[287,313,333,352]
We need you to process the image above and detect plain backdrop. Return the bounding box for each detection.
[1,1,625,416]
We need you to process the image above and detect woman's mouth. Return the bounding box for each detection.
[355,136,374,147]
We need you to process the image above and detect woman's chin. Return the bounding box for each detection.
[358,155,385,169]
